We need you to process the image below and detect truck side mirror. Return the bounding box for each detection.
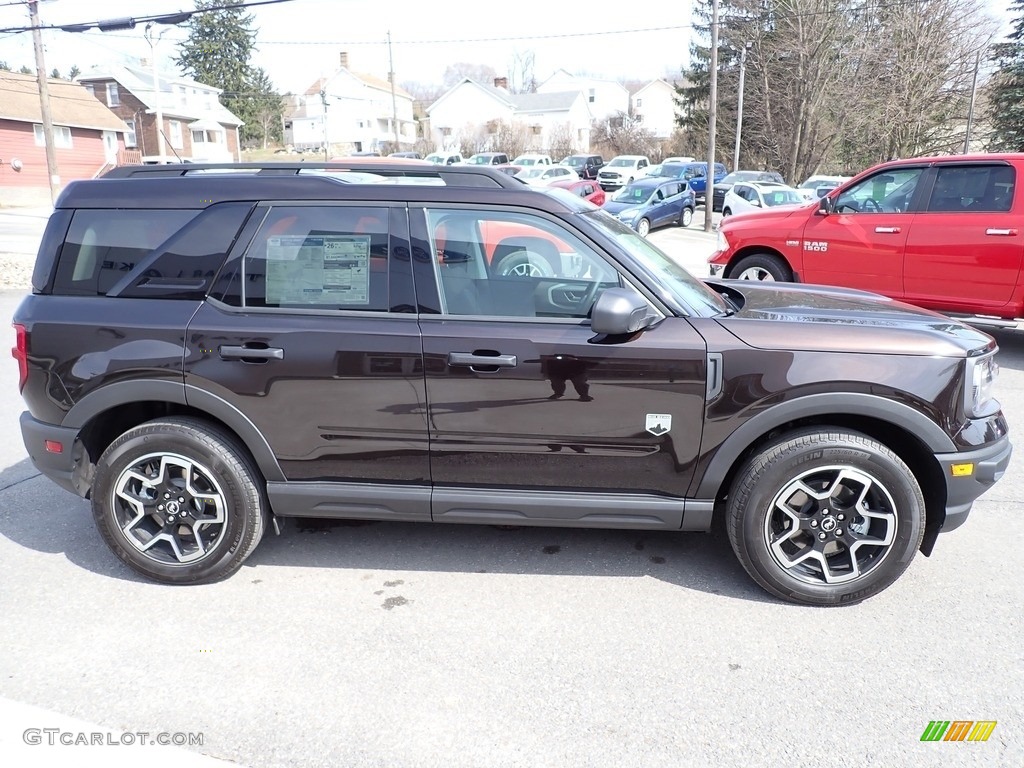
[818,196,833,215]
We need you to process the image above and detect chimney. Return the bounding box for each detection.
[494,77,508,89]
[339,51,349,70]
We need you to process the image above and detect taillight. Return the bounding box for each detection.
[12,323,27,391]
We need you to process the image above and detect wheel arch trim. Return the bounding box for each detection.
[62,380,285,482]
[692,392,955,498]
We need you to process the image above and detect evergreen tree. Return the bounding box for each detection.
[988,0,1024,150]
[176,0,280,146]
[18,65,32,75]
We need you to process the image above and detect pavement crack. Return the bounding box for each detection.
[0,472,42,493]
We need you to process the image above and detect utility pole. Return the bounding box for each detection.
[320,88,329,160]
[704,0,719,232]
[733,44,748,173]
[964,49,982,154]
[28,0,59,204]
[144,23,167,161]
[387,31,400,149]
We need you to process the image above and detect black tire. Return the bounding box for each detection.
[636,218,652,237]
[493,238,558,277]
[722,207,732,217]
[726,429,925,606]
[679,207,694,228]
[92,417,268,584]
[727,252,792,281]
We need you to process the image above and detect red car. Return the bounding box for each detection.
[708,153,1024,321]
[550,178,606,206]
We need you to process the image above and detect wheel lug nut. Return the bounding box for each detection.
[837,529,844,536]
[158,504,164,511]
[164,492,170,499]
[810,520,818,528]
[837,513,845,521]
[818,532,827,540]
[178,497,185,503]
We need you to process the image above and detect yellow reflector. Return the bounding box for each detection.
[950,463,974,477]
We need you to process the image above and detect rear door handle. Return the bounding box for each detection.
[448,352,518,370]
[986,228,1018,236]
[874,226,901,234]
[220,345,284,361]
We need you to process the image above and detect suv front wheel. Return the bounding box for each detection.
[92,417,268,584]
[726,429,925,606]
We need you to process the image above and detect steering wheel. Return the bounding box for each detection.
[547,280,600,315]
[861,198,884,213]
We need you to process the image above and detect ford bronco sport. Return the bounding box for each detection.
[13,162,1011,605]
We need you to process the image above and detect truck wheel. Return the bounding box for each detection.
[92,417,268,584]
[728,253,792,281]
[726,429,925,606]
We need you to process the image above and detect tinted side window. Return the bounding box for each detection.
[113,203,254,300]
[836,168,922,214]
[228,206,392,311]
[926,165,1015,213]
[53,209,198,296]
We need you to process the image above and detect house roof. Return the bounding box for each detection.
[426,77,517,115]
[0,70,127,132]
[633,78,684,98]
[537,69,630,94]
[77,63,243,126]
[512,91,581,112]
[302,70,412,100]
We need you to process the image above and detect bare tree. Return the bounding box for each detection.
[443,63,499,88]
[591,112,658,158]
[507,50,538,94]
[492,120,531,159]
[546,122,577,160]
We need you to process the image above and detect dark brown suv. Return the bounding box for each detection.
[12,162,1011,605]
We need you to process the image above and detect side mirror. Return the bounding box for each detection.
[751,199,761,207]
[591,288,657,336]
[818,196,833,215]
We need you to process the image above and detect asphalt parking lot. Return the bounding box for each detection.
[0,208,1021,767]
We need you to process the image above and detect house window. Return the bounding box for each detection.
[124,119,137,147]
[33,123,73,149]
[191,130,204,144]
[636,98,642,108]
[441,127,452,136]
[169,120,183,149]
[531,125,542,135]
[84,84,95,97]
[588,88,595,103]
[106,82,119,106]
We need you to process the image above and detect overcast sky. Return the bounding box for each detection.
[0,0,694,93]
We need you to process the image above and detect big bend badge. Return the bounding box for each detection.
[645,414,672,436]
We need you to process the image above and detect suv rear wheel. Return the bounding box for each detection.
[92,417,267,584]
[726,429,925,606]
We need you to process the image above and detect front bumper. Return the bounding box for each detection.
[20,411,88,497]
[936,435,1012,531]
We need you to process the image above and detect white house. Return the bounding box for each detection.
[77,63,242,163]
[286,52,416,154]
[426,78,591,153]
[631,79,683,139]
[536,70,629,121]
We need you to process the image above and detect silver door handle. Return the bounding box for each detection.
[874,226,901,234]
[220,345,284,361]
[986,228,1018,236]
[448,352,517,368]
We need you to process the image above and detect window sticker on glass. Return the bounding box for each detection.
[265,235,371,305]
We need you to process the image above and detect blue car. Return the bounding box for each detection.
[659,161,728,205]
[602,177,696,236]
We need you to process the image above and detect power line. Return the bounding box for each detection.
[0,0,297,34]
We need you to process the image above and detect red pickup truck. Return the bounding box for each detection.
[708,154,1023,322]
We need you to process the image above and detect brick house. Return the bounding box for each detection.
[77,62,242,164]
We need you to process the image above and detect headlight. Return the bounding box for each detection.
[965,352,999,418]
[716,228,729,251]
[618,209,640,222]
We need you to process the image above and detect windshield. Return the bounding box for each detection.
[611,185,654,204]
[467,155,491,164]
[514,157,539,166]
[565,156,584,167]
[763,188,804,206]
[581,210,731,316]
[425,154,445,164]
[608,158,635,168]
[516,168,546,180]
[723,171,761,184]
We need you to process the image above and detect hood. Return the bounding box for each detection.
[721,204,810,228]
[603,200,644,216]
[708,280,994,357]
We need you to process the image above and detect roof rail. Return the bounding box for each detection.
[102,162,524,189]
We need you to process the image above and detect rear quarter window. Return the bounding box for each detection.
[52,209,199,296]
